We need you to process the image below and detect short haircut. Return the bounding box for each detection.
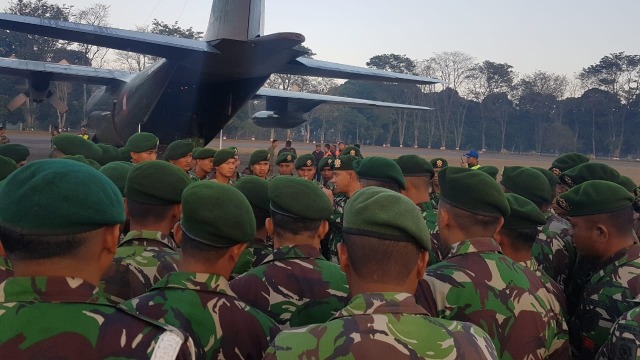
[499,228,539,252]
[405,176,431,190]
[180,229,232,262]
[324,143,330,149]
[286,140,292,146]
[599,206,634,235]
[440,201,502,235]
[270,211,322,237]
[360,179,401,193]
[272,139,278,144]
[126,199,175,223]
[252,206,270,231]
[0,226,89,261]
[343,233,421,283]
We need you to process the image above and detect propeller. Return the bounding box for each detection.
[5,90,68,113]
[6,92,28,111]
[47,91,69,113]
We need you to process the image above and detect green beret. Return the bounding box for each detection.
[558,180,633,217]
[342,146,362,158]
[501,166,552,206]
[617,175,637,193]
[0,144,30,164]
[439,167,510,218]
[0,156,17,181]
[0,159,125,235]
[117,147,132,162]
[430,158,448,169]
[354,156,405,190]
[317,156,334,169]
[343,187,430,250]
[295,154,316,169]
[61,154,99,169]
[550,152,589,173]
[269,176,332,220]
[96,144,121,165]
[193,147,217,160]
[125,160,191,205]
[164,140,195,161]
[332,155,357,171]
[250,149,271,166]
[559,163,620,189]
[181,181,256,247]
[100,161,133,196]
[52,134,101,160]
[395,155,435,178]
[531,167,559,194]
[503,193,547,230]
[477,166,499,180]
[234,176,270,212]
[213,147,236,167]
[276,152,296,165]
[125,132,159,153]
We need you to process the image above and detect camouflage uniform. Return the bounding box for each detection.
[0,276,195,359]
[231,238,274,278]
[101,230,180,302]
[327,193,348,263]
[595,295,640,360]
[415,237,570,360]
[187,169,200,182]
[533,211,576,288]
[417,201,446,267]
[570,243,640,359]
[520,258,568,320]
[264,292,499,360]
[123,272,280,359]
[430,191,440,209]
[230,244,349,328]
[0,256,12,284]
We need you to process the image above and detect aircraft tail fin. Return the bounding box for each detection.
[204,0,264,42]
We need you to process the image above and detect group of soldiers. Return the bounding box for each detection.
[0,130,638,360]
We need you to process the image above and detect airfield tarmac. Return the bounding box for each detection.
[8,130,640,181]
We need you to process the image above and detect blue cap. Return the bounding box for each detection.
[464,150,479,159]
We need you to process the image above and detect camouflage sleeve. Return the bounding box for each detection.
[594,306,640,360]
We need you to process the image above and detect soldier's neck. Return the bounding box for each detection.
[178,257,232,279]
[195,166,208,179]
[128,220,174,237]
[214,173,230,183]
[13,259,102,286]
[348,279,417,297]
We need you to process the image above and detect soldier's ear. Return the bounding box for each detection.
[0,242,6,257]
[416,250,428,279]
[265,218,274,238]
[594,224,609,245]
[317,220,329,240]
[337,243,350,274]
[229,243,248,263]
[173,222,183,246]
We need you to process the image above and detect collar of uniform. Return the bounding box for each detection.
[417,201,434,212]
[519,258,541,273]
[120,230,179,251]
[262,244,322,264]
[150,272,234,296]
[0,276,112,304]
[446,238,502,259]
[331,292,429,320]
[590,243,640,285]
[0,255,12,272]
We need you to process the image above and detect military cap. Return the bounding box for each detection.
[395,155,435,178]
[354,156,406,190]
[164,140,195,161]
[52,134,101,160]
[0,144,30,164]
[0,155,17,181]
[550,152,589,173]
[295,154,316,169]
[559,162,620,189]
[193,147,216,160]
[430,158,448,169]
[180,181,256,247]
[0,159,125,235]
[343,186,430,250]
[477,165,499,180]
[61,154,101,170]
[100,161,134,196]
[124,132,159,153]
[501,166,552,206]
[317,156,334,169]
[96,144,121,165]
[342,145,362,158]
[249,149,271,166]
[502,193,547,230]
[439,166,510,218]
[276,152,296,165]
[125,160,191,205]
[332,154,358,171]
[531,167,559,194]
[117,146,132,162]
[213,147,236,166]
[234,175,270,212]
[617,175,637,193]
[269,176,332,220]
[557,180,633,217]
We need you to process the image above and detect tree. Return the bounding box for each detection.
[73,3,111,68]
[150,19,203,40]
[366,54,416,74]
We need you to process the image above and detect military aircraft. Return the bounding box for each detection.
[0,0,442,145]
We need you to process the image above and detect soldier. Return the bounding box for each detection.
[595,295,640,360]
[461,150,481,169]
[430,157,448,208]
[341,145,362,158]
[275,151,296,176]
[415,167,569,359]
[61,154,101,170]
[0,126,9,144]
[0,155,17,182]
[556,180,640,359]
[477,165,499,180]
[248,149,271,179]
[123,181,279,359]
[0,144,32,167]
[327,154,361,263]
[123,132,159,164]
[355,156,405,192]
[102,160,192,302]
[265,186,498,360]
[212,147,237,184]
[317,156,335,190]
[0,159,195,359]
[230,176,349,328]
[232,176,274,277]
[295,153,317,181]
[165,140,195,172]
[277,140,297,156]
[395,155,444,266]
[558,162,620,193]
[189,147,216,181]
[78,126,89,140]
[267,139,278,175]
[96,143,121,166]
[549,152,590,176]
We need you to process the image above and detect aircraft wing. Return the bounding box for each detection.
[255,88,432,113]
[0,57,132,86]
[278,58,443,85]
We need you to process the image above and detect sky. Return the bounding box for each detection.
[1,0,639,77]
